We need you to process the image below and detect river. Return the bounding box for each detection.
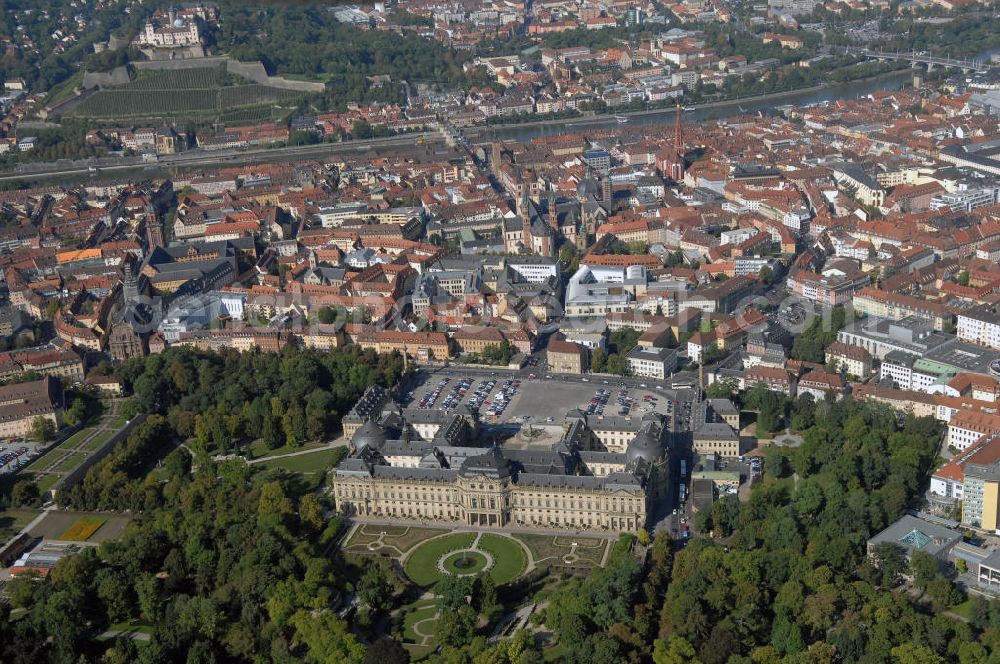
[480,44,1000,143]
[474,68,917,144]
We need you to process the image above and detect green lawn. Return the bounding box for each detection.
[402,602,438,640]
[402,601,439,660]
[107,621,153,634]
[442,550,490,575]
[95,621,154,642]
[514,534,608,567]
[950,597,975,620]
[404,533,477,586]
[248,439,326,459]
[478,534,528,585]
[34,473,61,494]
[82,431,114,451]
[342,525,451,555]
[255,448,344,474]
[43,70,84,108]
[63,428,96,447]
[382,527,451,554]
[51,452,87,473]
[28,447,70,471]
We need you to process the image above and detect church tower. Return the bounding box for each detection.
[669,104,685,182]
[146,217,164,250]
[122,255,139,302]
[547,185,558,232]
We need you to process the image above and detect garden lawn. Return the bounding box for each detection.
[255,448,343,473]
[51,452,87,473]
[82,431,114,451]
[404,533,476,586]
[478,534,527,584]
[950,598,975,621]
[402,601,439,660]
[62,429,96,447]
[248,439,326,459]
[34,473,61,494]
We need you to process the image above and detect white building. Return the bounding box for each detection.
[505,256,559,283]
[958,306,1000,351]
[930,186,999,213]
[948,411,1000,452]
[136,12,201,48]
[626,346,678,380]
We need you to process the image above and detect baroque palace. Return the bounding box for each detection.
[330,386,672,532]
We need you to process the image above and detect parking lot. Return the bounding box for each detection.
[407,375,525,421]
[0,440,44,475]
[717,456,760,502]
[407,372,674,425]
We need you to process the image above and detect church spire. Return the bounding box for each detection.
[670,103,685,182]
[674,102,683,151]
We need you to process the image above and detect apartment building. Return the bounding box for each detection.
[853,287,951,331]
[958,305,1000,351]
[949,411,1000,452]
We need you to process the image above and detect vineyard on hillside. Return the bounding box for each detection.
[63,66,308,121]
[123,67,229,90]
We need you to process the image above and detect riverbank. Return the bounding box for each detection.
[467,66,915,142]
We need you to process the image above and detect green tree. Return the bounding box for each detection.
[96,568,133,623]
[31,417,55,442]
[62,398,89,427]
[298,493,325,534]
[591,348,607,373]
[6,575,38,609]
[706,377,738,399]
[434,605,478,647]
[871,542,906,588]
[10,480,40,507]
[559,245,580,272]
[135,573,164,623]
[364,637,410,664]
[606,353,627,377]
[290,610,366,663]
[351,119,374,140]
[258,480,293,514]
[317,306,338,324]
[909,550,940,591]
[653,635,697,664]
[890,643,943,664]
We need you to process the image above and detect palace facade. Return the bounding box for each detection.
[330,388,671,532]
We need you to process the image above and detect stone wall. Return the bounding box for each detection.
[54,413,148,496]
[134,56,326,93]
[81,66,132,90]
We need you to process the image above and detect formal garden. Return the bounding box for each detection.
[403,531,528,587]
[341,523,619,659]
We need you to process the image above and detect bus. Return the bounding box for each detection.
[680,460,687,478]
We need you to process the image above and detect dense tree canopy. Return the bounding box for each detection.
[5,343,996,663]
[213,2,486,111]
[58,345,404,511]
